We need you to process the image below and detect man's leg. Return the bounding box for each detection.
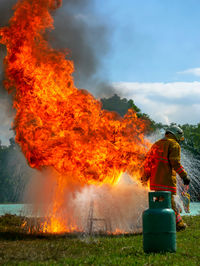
[171,194,187,231]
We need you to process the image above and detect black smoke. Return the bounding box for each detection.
[50,0,115,97]
[0,0,17,145]
[1,0,115,96]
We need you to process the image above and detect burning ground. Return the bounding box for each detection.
[0,0,150,234]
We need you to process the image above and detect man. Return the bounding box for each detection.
[141,124,190,231]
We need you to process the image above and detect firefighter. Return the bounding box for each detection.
[141,124,190,231]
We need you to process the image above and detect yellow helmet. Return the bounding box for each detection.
[166,124,184,142]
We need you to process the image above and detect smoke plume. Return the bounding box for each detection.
[50,0,116,96]
[0,73,15,145]
[0,0,17,144]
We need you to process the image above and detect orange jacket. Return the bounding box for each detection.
[142,134,188,194]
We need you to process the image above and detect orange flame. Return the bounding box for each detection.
[0,0,150,233]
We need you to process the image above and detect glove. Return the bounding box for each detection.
[183,176,190,185]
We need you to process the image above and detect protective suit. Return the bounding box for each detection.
[141,125,190,230]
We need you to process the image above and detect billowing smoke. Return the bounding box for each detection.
[0,0,16,27]
[51,0,116,97]
[0,0,114,94]
[0,73,15,145]
[0,0,17,144]
[0,0,16,71]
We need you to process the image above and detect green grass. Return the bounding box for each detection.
[0,214,200,265]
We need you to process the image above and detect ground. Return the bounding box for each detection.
[0,215,199,265]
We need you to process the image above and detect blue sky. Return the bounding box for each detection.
[96,0,200,83]
[92,0,200,125]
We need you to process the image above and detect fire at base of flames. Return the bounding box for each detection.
[22,173,149,235]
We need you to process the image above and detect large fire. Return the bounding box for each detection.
[0,0,150,233]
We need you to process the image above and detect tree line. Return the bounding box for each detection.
[101,94,200,156]
[0,139,31,203]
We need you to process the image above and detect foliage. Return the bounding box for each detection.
[181,123,200,156]
[101,94,200,156]
[101,94,158,134]
[0,138,31,203]
[101,94,140,117]
[0,214,199,264]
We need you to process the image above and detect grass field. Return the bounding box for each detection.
[0,214,199,265]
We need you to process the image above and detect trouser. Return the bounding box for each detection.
[171,194,182,224]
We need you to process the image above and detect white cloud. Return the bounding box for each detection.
[113,82,200,125]
[178,68,200,77]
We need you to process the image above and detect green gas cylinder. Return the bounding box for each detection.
[142,191,176,253]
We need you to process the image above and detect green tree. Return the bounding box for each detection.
[101,94,157,134]
[0,138,32,203]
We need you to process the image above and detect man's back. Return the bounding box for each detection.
[143,134,187,194]
[141,126,190,230]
